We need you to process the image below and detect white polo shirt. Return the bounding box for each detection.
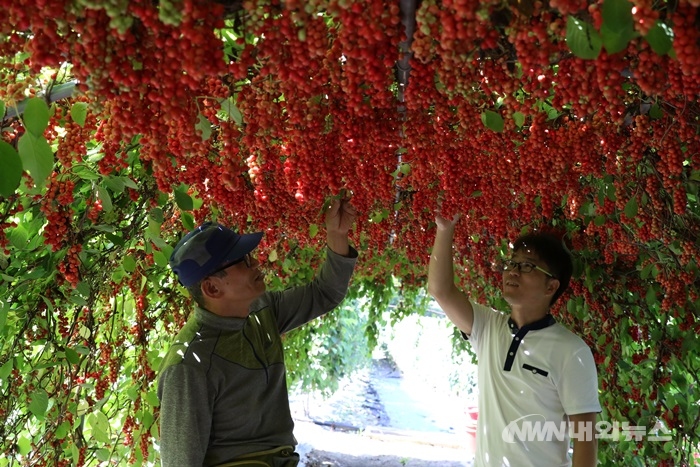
[467,301,601,467]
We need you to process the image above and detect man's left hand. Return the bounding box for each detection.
[326,193,357,235]
[325,192,357,256]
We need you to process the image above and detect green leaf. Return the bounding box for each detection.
[624,197,638,218]
[0,141,23,197]
[645,20,674,56]
[55,421,70,440]
[646,287,657,308]
[153,250,168,267]
[123,256,137,273]
[0,304,6,337]
[28,388,49,419]
[481,110,504,132]
[96,185,113,212]
[513,111,525,128]
[88,411,111,444]
[103,175,125,193]
[195,113,212,141]
[120,176,138,190]
[17,132,54,189]
[73,164,100,181]
[601,23,636,54]
[606,183,616,201]
[602,0,634,31]
[22,97,50,137]
[600,0,637,54]
[0,100,5,118]
[181,211,195,231]
[65,347,80,365]
[144,390,160,407]
[174,184,193,211]
[649,103,663,119]
[9,225,29,250]
[579,201,596,217]
[70,444,80,464]
[0,360,12,379]
[566,16,602,59]
[268,249,278,262]
[127,385,139,401]
[96,449,111,462]
[309,224,319,238]
[682,334,698,353]
[105,232,125,246]
[150,207,165,224]
[18,436,32,456]
[150,236,170,250]
[220,98,243,126]
[112,268,126,283]
[597,334,607,346]
[76,281,89,299]
[192,192,203,210]
[70,102,88,127]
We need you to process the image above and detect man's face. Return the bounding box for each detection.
[210,252,266,303]
[502,248,557,308]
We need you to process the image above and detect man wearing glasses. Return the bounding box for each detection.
[157,195,358,467]
[428,211,600,467]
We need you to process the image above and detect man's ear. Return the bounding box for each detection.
[201,277,225,300]
[545,278,560,297]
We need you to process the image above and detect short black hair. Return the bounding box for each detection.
[512,232,573,306]
[187,282,206,308]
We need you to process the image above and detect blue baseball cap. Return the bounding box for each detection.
[169,222,263,287]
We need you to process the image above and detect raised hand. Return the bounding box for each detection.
[435,199,461,231]
[325,191,357,256]
[326,193,357,235]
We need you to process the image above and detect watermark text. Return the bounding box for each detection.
[502,415,672,443]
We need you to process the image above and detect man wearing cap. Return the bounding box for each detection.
[157,195,358,467]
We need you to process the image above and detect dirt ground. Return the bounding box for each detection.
[295,419,473,467]
[303,451,467,467]
[291,359,474,467]
[289,316,477,467]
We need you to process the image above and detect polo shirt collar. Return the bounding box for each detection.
[507,314,556,334]
[503,313,556,371]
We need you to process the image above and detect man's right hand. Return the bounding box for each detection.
[436,212,461,231]
[435,197,462,231]
[428,201,474,336]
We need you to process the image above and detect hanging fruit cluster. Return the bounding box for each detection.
[0,0,698,464]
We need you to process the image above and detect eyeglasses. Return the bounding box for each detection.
[210,253,254,276]
[500,259,555,278]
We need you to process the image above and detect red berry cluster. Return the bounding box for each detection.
[39,174,75,252]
